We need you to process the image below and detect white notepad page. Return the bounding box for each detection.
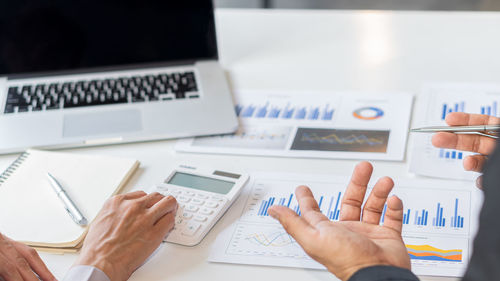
[0,149,139,246]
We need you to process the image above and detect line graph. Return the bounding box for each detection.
[299,132,386,146]
[246,232,296,247]
[291,128,390,152]
[226,224,307,259]
[192,126,291,150]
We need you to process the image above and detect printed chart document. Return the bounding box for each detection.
[209,172,482,277]
[176,90,413,161]
[410,83,500,180]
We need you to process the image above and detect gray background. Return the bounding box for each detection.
[215,0,500,11]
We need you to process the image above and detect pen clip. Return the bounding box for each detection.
[456,131,499,139]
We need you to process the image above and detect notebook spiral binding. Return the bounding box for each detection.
[0,152,30,185]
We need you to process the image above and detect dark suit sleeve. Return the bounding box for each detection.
[348,266,419,281]
[462,141,500,281]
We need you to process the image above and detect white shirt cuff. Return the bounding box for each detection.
[62,265,110,281]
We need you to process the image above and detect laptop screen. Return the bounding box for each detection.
[0,1,217,76]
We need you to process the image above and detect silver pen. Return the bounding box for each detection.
[46,172,88,226]
[410,125,500,139]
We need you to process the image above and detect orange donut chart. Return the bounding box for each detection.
[353,107,384,120]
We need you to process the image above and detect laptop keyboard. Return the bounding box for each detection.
[3,71,199,114]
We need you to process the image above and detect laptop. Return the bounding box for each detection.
[0,0,238,154]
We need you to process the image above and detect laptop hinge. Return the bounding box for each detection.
[6,59,199,80]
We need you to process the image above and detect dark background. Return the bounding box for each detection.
[0,0,217,75]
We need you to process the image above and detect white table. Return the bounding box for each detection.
[3,8,500,281]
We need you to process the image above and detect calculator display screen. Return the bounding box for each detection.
[167,172,234,194]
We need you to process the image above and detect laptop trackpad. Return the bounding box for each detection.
[63,109,143,138]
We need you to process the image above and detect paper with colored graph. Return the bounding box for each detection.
[409,83,500,180]
[209,172,482,277]
[176,90,413,160]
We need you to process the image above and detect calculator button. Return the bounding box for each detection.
[194,215,207,222]
[191,198,205,205]
[206,202,219,208]
[196,194,209,199]
[179,204,185,209]
[181,212,193,219]
[200,208,213,215]
[185,205,199,212]
[210,196,224,202]
[170,190,182,195]
[156,184,169,190]
[177,196,191,203]
[183,191,195,197]
[175,218,184,225]
[182,222,201,236]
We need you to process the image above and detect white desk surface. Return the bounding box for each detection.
[3,8,500,281]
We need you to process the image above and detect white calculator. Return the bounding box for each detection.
[152,165,249,246]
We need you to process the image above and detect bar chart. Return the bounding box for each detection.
[414,210,429,226]
[210,173,475,277]
[432,199,464,228]
[409,85,500,180]
[256,192,342,221]
[480,101,498,116]
[440,100,499,119]
[451,199,465,228]
[438,149,463,161]
[441,102,465,120]
[235,103,335,121]
[381,205,430,226]
[241,178,471,235]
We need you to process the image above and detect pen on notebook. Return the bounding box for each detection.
[410,125,500,139]
[46,172,88,226]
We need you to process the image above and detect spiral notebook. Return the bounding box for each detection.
[0,149,139,252]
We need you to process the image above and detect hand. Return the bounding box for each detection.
[0,233,56,281]
[432,112,500,187]
[268,162,409,281]
[74,191,177,281]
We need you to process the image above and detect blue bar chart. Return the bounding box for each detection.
[215,174,474,277]
[244,178,471,237]
[439,149,463,160]
[256,192,342,221]
[480,101,498,116]
[403,209,411,225]
[451,198,464,229]
[441,102,465,120]
[433,203,446,227]
[414,210,429,226]
[235,102,335,121]
[376,190,470,233]
[382,205,429,226]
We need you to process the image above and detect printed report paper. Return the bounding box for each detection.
[176,90,413,161]
[209,172,482,277]
[409,83,500,180]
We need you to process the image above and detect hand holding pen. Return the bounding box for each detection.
[413,112,500,187]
